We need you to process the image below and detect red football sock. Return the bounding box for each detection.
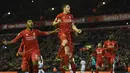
[71,62,76,73]
[33,65,38,73]
[57,45,64,58]
[63,54,69,66]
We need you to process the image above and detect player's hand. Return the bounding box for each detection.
[16,52,23,56]
[2,39,8,45]
[77,29,82,33]
[16,52,20,57]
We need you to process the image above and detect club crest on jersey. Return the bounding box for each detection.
[26,34,28,36]
[33,33,35,35]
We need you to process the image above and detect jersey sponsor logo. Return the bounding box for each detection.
[63,19,72,23]
[96,49,103,54]
[25,36,36,40]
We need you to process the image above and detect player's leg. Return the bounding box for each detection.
[60,61,66,73]
[21,57,30,72]
[68,63,73,73]
[110,55,115,73]
[96,60,100,71]
[38,69,44,73]
[101,60,105,70]
[32,53,40,73]
[105,53,111,70]
[59,34,70,70]
[92,65,96,73]
[67,37,76,73]
[57,33,68,59]
[69,57,76,73]
[81,65,85,73]
[41,69,45,73]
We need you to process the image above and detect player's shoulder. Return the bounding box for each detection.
[17,29,26,36]
[103,41,107,44]
[57,13,63,17]
[33,29,40,32]
[113,40,117,43]
[68,13,73,16]
[20,29,26,34]
[33,29,39,31]
[59,13,64,15]
[104,40,109,43]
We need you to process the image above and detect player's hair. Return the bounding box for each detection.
[27,20,33,23]
[62,4,69,10]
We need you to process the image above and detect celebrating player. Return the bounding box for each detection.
[95,43,105,70]
[53,4,81,73]
[3,20,58,73]
[103,35,118,72]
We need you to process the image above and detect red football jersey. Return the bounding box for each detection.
[56,13,74,33]
[96,48,105,58]
[103,40,118,53]
[11,29,47,55]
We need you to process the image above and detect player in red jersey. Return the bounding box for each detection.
[103,35,118,71]
[94,43,105,70]
[53,4,82,73]
[3,20,58,73]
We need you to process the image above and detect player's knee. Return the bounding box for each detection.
[62,40,68,46]
[21,65,28,72]
[21,68,28,72]
[65,46,70,54]
[32,61,38,66]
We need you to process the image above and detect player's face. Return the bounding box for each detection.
[26,20,34,28]
[64,5,70,13]
[109,35,114,40]
[97,43,102,47]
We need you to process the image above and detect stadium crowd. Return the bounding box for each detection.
[0,26,130,71]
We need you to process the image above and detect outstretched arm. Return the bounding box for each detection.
[3,33,23,45]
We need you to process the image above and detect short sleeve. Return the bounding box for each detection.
[11,31,23,43]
